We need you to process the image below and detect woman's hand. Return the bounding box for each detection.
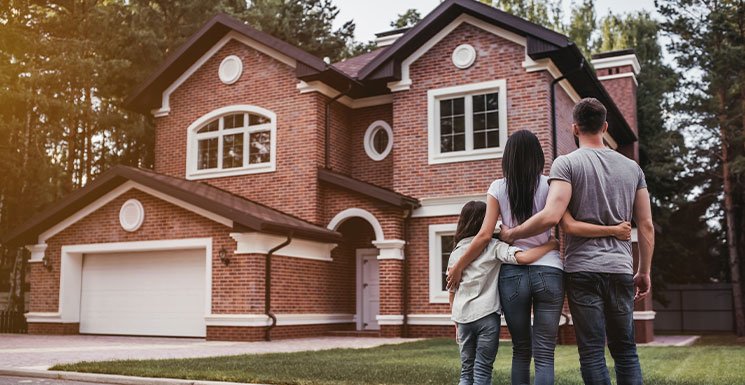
[446,266,462,291]
[548,236,560,250]
[614,221,632,241]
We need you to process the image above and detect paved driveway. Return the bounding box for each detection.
[0,334,417,370]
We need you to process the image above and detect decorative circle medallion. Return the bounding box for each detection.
[218,55,243,84]
[452,44,476,69]
[119,199,144,232]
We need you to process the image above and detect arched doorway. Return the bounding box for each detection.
[328,209,382,331]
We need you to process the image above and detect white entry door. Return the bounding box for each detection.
[79,249,206,337]
[357,249,380,331]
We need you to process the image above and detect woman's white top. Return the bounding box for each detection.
[487,175,563,270]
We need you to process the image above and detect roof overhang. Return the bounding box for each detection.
[2,166,342,247]
[318,168,419,209]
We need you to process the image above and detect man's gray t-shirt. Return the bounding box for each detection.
[549,147,647,274]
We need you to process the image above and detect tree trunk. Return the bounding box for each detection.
[718,88,745,337]
[6,248,25,313]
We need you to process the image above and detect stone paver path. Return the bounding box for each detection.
[0,334,418,370]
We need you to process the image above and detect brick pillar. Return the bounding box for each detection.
[591,50,640,161]
[373,240,406,337]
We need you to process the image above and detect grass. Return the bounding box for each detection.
[51,338,745,385]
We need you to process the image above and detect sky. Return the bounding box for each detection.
[332,0,660,43]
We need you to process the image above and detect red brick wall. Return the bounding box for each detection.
[154,39,323,224]
[392,23,554,198]
[348,104,394,189]
[597,65,638,161]
[554,86,578,158]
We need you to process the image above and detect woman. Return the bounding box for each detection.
[446,130,630,385]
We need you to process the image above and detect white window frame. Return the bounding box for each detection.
[427,79,508,165]
[363,120,393,161]
[185,105,277,180]
[429,223,457,303]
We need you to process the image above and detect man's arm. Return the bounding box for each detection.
[513,238,560,264]
[560,211,632,240]
[633,188,655,300]
[501,180,572,243]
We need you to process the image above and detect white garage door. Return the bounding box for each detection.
[79,249,206,337]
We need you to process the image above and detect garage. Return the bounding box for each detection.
[79,248,207,337]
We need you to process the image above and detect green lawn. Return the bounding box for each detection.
[51,338,745,385]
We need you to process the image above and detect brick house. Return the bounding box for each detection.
[3,0,654,342]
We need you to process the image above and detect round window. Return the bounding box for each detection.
[119,199,144,232]
[219,55,243,85]
[364,121,393,161]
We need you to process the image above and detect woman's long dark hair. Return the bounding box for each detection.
[502,130,545,224]
[453,201,487,248]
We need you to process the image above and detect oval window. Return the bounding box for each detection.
[364,121,393,161]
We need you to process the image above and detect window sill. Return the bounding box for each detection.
[428,148,504,165]
[430,292,450,304]
[186,163,275,180]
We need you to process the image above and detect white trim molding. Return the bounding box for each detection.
[364,120,393,161]
[388,14,526,92]
[429,223,457,303]
[327,208,385,242]
[412,193,486,218]
[185,105,277,180]
[151,31,297,117]
[376,314,404,325]
[204,313,355,327]
[37,181,232,244]
[427,79,508,165]
[523,57,581,103]
[53,238,212,324]
[603,131,619,150]
[25,244,48,263]
[24,312,62,323]
[591,53,641,75]
[597,72,638,86]
[297,81,393,109]
[230,232,337,262]
[372,239,406,260]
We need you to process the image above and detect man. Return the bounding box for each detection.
[500,97,654,385]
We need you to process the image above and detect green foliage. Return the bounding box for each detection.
[242,0,355,62]
[391,9,421,29]
[568,0,597,57]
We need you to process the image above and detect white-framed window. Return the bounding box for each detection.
[427,79,508,164]
[363,120,393,161]
[185,105,276,180]
[429,223,457,303]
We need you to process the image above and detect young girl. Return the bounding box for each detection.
[448,200,558,385]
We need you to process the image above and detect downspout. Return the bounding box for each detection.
[325,85,353,169]
[265,231,293,341]
[401,208,413,337]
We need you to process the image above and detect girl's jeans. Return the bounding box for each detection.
[499,264,565,385]
[457,312,501,385]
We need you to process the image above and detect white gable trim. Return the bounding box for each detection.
[151,31,298,117]
[523,57,581,103]
[297,81,393,108]
[37,181,233,243]
[387,14,527,92]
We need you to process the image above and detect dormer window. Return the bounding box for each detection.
[186,105,276,180]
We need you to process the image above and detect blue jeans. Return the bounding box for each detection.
[457,312,501,385]
[566,272,643,385]
[499,264,564,385]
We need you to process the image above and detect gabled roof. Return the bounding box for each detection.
[353,0,636,145]
[2,166,342,247]
[317,168,419,209]
[332,48,388,78]
[123,13,337,114]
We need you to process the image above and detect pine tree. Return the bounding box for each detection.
[390,9,422,29]
[658,0,745,337]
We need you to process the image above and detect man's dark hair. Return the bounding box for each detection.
[573,97,607,134]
